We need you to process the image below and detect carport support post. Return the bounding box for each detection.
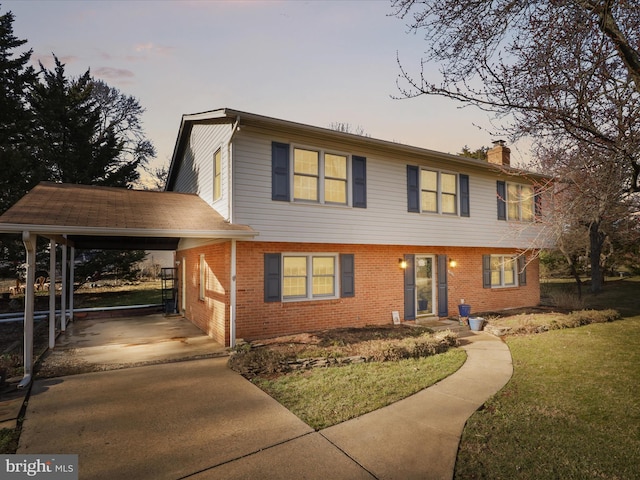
[49,238,57,349]
[20,231,36,388]
[60,240,67,331]
[69,246,75,321]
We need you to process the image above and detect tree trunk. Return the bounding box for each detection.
[568,255,583,299]
[589,222,606,293]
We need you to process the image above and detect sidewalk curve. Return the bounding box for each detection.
[320,331,513,480]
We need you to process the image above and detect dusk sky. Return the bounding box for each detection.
[4,0,524,183]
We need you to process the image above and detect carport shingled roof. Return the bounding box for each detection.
[0,182,256,249]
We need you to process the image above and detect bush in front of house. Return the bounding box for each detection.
[229,330,459,378]
[485,309,621,336]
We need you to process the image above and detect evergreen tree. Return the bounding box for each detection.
[29,57,124,185]
[0,9,156,279]
[0,9,37,214]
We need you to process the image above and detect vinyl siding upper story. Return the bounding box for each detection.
[168,110,551,250]
[171,121,233,221]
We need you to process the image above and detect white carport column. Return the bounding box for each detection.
[230,239,237,348]
[19,231,37,388]
[60,240,67,331]
[48,238,57,349]
[69,246,75,322]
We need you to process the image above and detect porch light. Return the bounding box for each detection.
[449,259,458,268]
[399,258,407,270]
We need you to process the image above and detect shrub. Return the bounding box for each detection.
[229,330,459,378]
[228,346,293,378]
[548,285,585,310]
[342,331,458,362]
[564,309,620,327]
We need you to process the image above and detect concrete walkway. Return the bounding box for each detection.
[17,331,512,480]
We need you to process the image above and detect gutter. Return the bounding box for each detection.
[0,224,257,238]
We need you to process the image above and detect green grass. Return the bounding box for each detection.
[72,281,163,308]
[455,278,640,479]
[0,428,19,454]
[254,348,467,430]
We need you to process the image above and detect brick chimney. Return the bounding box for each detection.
[487,140,511,167]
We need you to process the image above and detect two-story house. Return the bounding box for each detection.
[166,108,549,346]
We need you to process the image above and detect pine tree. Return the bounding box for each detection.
[0,9,37,214]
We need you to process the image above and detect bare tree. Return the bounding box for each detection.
[392,0,640,292]
[328,122,370,137]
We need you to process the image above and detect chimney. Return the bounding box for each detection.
[487,140,511,167]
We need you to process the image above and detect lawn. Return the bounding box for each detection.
[254,348,467,430]
[455,277,640,479]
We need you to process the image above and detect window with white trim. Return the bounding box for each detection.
[490,255,517,288]
[420,169,458,214]
[213,149,222,201]
[282,254,338,300]
[199,254,206,300]
[507,183,534,222]
[293,147,347,205]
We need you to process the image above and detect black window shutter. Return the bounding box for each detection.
[518,255,527,286]
[272,142,290,201]
[264,253,281,302]
[460,174,470,217]
[352,156,367,208]
[340,254,355,297]
[403,254,416,320]
[483,255,492,288]
[497,181,506,220]
[437,255,448,317]
[407,165,420,213]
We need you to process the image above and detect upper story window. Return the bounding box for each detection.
[497,181,536,222]
[507,183,534,221]
[272,142,366,208]
[413,167,459,215]
[293,148,347,205]
[213,149,222,201]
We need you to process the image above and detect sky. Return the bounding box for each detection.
[3,0,525,183]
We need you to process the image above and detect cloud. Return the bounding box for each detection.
[31,54,79,69]
[93,67,135,80]
[133,42,175,57]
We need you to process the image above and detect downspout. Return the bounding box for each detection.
[230,238,237,348]
[48,238,57,349]
[19,231,36,388]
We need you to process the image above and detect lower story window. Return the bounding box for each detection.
[283,254,337,300]
[490,255,517,287]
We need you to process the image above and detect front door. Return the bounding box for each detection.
[416,255,435,316]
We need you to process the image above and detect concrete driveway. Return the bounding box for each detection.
[19,357,375,480]
[19,314,376,479]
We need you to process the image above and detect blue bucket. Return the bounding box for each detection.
[458,304,471,317]
[469,317,484,331]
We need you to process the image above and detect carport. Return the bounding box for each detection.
[0,182,256,387]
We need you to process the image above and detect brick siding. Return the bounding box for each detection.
[177,241,540,344]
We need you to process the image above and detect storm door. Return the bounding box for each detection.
[415,255,435,316]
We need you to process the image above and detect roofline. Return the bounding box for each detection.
[165,108,549,190]
[0,223,258,239]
